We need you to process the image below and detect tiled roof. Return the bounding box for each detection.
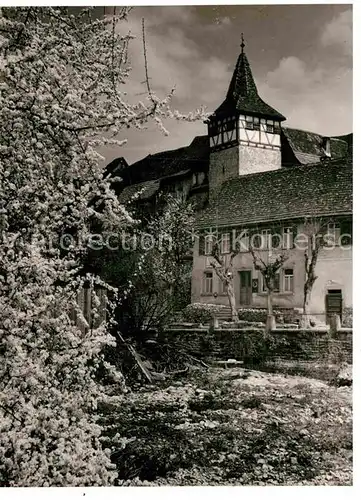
[109,129,351,190]
[293,152,321,165]
[214,50,286,121]
[282,127,348,165]
[116,135,209,187]
[197,161,352,228]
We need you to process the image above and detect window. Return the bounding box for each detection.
[252,234,262,249]
[283,269,294,293]
[326,223,341,246]
[253,117,260,131]
[222,119,237,143]
[274,273,280,293]
[221,233,231,254]
[225,120,236,132]
[203,272,213,294]
[205,235,214,255]
[238,229,249,252]
[245,115,254,130]
[261,272,280,293]
[271,231,282,249]
[261,229,271,249]
[283,227,294,249]
[266,123,274,133]
[274,121,281,134]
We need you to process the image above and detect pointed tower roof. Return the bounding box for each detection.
[214,36,286,121]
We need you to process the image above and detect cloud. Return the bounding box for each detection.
[122,11,226,104]
[259,54,351,136]
[265,56,324,91]
[101,6,352,166]
[99,8,229,165]
[256,8,352,137]
[320,8,352,56]
[213,16,232,27]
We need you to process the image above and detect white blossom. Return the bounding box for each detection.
[0,6,193,487]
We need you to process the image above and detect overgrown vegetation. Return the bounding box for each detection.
[100,367,352,486]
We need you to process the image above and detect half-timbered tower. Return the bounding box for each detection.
[208,36,286,198]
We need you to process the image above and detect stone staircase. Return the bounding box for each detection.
[214,306,233,322]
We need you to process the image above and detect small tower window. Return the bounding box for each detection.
[254,117,260,131]
[274,121,281,134]
[245,115,254,130]
[266,120,274,133]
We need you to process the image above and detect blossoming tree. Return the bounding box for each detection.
[0,6,200,486]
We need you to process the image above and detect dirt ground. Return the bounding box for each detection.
[104,366,352,486]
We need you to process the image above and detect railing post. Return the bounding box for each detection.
[210,316,219,331]
[266,314,276,332]
[329,313,341,337]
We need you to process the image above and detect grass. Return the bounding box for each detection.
[101,366,352,486]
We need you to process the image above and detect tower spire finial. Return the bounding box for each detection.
[240,33,245,53]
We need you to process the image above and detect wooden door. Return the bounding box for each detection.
[326,289,342,324]
[240,271,252,305]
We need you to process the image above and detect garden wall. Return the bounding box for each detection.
[161,328,352,365]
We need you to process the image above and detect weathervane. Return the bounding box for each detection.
[240,33,245,53]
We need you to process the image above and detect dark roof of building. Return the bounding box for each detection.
[115,135,209,187]
[104,156,128,178]
[114,128,350,186]
[214,50,286,121]
[197,161,352,228]
[282,127,349,165]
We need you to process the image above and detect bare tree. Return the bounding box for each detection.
[248,229,289,332]
[210,240,239,322]
[301,217,330,328]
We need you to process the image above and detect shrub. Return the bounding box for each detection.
[238,309,268,323]
[238,308,299,325]
[342,307,352,328]
[182,303,226,324]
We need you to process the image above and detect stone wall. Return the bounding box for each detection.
[238,144,281,176]
[161,327,352,365]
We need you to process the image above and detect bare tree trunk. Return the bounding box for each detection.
[265,290,275,334]
[267,290,273,316]
[226,282,238,322]
[301,287,312,328]
[302,252,317,329]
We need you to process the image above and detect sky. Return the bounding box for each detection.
[98,4,352,166]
